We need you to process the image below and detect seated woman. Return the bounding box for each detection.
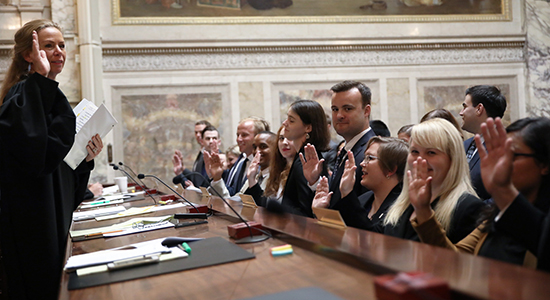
[382,118,485,243]
[312,137,408,230]
[245,126,296,206]
[281,100,330,217]
[411,117,550,266]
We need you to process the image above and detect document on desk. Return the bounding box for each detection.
[69,215,175,241]
[64,237,187,272]
[73,206,127,221]
[64,98,118,170]
[95,202,186,221]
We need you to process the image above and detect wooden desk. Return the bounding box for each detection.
[59,191,550,300]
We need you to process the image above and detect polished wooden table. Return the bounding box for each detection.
[59,190,550,300]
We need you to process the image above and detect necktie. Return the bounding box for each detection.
[466,141,477,163]
[331,149,347,182]
[234,157,249,192]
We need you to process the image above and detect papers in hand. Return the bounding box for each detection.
[64,238,189,275]
[64,98,118,170]
[69,215,175,240]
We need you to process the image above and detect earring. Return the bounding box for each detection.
[27,63,31,73]
[305,133,310,139]
[386,175,391,179]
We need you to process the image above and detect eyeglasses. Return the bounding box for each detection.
[513,152,536,159]
[363,155,378,163]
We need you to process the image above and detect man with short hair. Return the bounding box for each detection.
[459,85,507,200]
[242,131,277,193]
[303,81,375,208]
[206,117,269,197]
[173,123,217,187]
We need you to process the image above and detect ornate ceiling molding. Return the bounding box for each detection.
[103,41,525,72]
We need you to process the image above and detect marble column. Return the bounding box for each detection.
[525,0,550,117]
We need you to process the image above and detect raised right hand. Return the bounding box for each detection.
[312,176,332,209]
[29,31,50,77]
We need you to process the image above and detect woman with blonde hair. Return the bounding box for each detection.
[382,118,484,243]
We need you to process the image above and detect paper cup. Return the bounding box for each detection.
[114,176,128,193]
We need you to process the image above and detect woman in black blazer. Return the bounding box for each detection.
[279,100,330,217]
[313,136,409,231]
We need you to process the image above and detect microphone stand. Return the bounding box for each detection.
[138,174,205,215]
[184,171,271,244]
[112,165,157,205]
[118,162,148,189]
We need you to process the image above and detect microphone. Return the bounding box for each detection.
[137,173,205,215]
[183,171,271,244]
[118,162,148,189]
[112,165,157,205]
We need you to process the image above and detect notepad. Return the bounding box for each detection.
[69,215,175,240]
[95,203,186,221]
[73,206,127,221]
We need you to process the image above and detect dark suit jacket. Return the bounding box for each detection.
[465,137,491,200]
[329,129,376,208]
[336,183,402,231]
[382,193,484,243]
[496,194,550,272]
[281,147,328,218]
[172,151,210,188]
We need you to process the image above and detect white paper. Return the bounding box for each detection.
[73,206,127,221]
[64,238,178,270]
[64,99,118,170]
[69,215,174,238]
[95,203,186,221]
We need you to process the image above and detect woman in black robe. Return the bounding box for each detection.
[0,19,102,300]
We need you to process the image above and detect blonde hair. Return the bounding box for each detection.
[1,19,62,104]
[383,118,475,232]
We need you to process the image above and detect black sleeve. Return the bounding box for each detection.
[244,184,267,207]
[495,194,547,254]
[337,192,376,231]
[448,194,485,244]
[0,73,75,181]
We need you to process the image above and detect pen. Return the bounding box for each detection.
[89,200,110,206]
[87,229,124,237]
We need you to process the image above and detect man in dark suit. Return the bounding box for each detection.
[328,81,376,208]
[302,81,375,209]
[459,85,507,200]
[172,120,211,187]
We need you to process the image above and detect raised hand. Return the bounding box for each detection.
[29,31,50,77]
[247,152,261,187]
[203,150,224,181]
[312,176,332,208]
[172,150,184,175]
[85,134,103,162]
[408,157,434,223]
[300,143,325,185]
[476,117,518,210]
[339,151,356,198]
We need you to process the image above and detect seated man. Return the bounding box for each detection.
[172,124,219,187]
[205,129,274,200]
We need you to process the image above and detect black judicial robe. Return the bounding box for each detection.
[0,73,92,300]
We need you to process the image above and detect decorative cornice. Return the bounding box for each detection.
[103,41,524,55]
[102,42,525,71]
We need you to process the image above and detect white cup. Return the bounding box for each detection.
[114,176,128,193]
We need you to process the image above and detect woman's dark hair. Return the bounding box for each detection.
[480,117,550,232]
[289,100,330,151]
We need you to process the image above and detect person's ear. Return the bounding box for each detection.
[541,165,549,176]
[364,104,371,118]
[305,124,312,134]
[23,51,32,63]
[476,104,485,116]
